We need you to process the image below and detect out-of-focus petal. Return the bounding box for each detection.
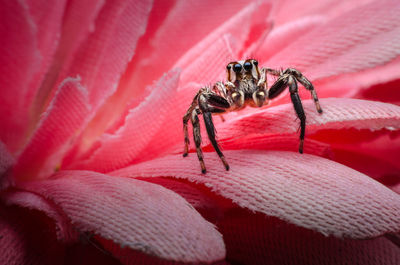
[1,190,76,242]
[0,1,39,152]
[271,0,374,25]
[0,141,14,190]
[0,205,64,265]
[19,170,226,263]
[125,0,255,96]
[264,0,400,80]
[13,77,91,181]
[56,0,152,112]
[113,150,400,239]
[32,0,106,119]
[67,69,180,172]
[220,209,400,265]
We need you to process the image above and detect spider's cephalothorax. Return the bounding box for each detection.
[183,59,323,173]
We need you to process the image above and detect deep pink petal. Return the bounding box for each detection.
[113,150,400,239]
[67,69,180,172]
[263,0,400,80]
[0,1,40,152]
[1,190,76,242]
[0,141,14,190]
[220,209,400,265]
[19,170,226,263]
[13,77,91,181]
[217,98,400,142]
[0,204,64,265]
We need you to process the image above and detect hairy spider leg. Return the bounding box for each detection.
[183,93,200,157]
[267,68,323,113]
[267,72,306,154]
[198,93,230,173]
[191,108,207,173]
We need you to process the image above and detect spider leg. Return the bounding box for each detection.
[283,68,323,113]
[183,94,199,157]
[267,73,306,153]
[198,93,230,172]
[190,108,207,173]
[287,76,306,154]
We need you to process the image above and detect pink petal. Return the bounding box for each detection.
[0,141,14,190]
[218,98,400,141]
[57,0,152,111]
[0,0,67,153]
[264,0,400,80]
[19,170,226,263]
[0,204,64,265]
[113,150,400,239]
[175,1,272,87]
[126,0,254,95]
[32,0,105,119]
[1,190,76,242]
[220,209,400,265]
[0,1,41,152]
[67,69,180,172]
[13,77,91,181]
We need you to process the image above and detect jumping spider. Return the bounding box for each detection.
[183,59,323,173]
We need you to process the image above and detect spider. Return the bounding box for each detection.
[183,59,323,173]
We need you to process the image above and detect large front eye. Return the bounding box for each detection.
[244,61,252,71]
[233,63,242,73]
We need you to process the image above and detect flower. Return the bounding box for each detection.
[1,0,400,264]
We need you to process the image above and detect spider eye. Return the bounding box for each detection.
[226,64,231,70]
[253,60,258,66]
[233,63,242,73]
[244,61,252,71]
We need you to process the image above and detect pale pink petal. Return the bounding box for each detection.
[113,150,400,239]
[126,0,254,96]
[175,1,272,87]
[264,0,400,80]
[13,77,91,181]
[19,170,226,263]
[219,209,400,265]
[67,69,180,172]
[271,0,374,25]
[58,0,152,111]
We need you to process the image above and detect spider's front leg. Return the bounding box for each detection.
[266,68,323,153]
[183,89,231,173]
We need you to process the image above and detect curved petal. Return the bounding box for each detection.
[13,77,91,181]
[19,170,226,263]
[1,190,76,242]
[0,0,41,152]
[218,98,400,141]
[68,69,180,172]
[0,204,64,265]
[265,0,400,80]
[219,209,400,265]
[112,150,400,239]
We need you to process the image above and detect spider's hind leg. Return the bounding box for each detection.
[198,93,230,172]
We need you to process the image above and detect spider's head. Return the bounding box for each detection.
[226,59,260,83]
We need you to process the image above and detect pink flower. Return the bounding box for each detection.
[1,0,400,264]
